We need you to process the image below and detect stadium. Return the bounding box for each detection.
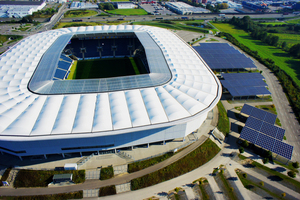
[0,25,221,159]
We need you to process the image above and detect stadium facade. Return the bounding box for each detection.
[0,25,221,159]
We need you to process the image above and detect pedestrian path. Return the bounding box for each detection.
[85,169,101,180]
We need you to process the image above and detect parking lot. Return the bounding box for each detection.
[140,3,175,15]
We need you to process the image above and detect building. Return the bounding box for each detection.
[0,25,221,159]
[0,1,46,18]
[70,1,98,9]
[165,2,210,15]
[115,2,138,9]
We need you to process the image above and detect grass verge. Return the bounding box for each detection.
[217,101,229,136]
[99,185,116,197]
[218,172,238,200]
[247,159,300,191]
[0,168,11,186]
[128,152,174,173]
[131,139,220,190]
[100,166,114,180]
[14,170,85,187]
[236,170,284,199]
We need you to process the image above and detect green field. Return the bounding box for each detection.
[64,9,98,18]
[106,8,148,16]
[68,57,147,79]
[274,33,300,45]
[132,21,209,33]
[260,22,287,26]
[212,23,300,87]
[286,18,300,24]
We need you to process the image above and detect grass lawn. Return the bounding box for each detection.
[132,21,209,33]
[72,58,141,79]
[286,18,300,24]
[0,34,23,45]
[14,170,85,187]
[260,22,287,26]
[106,9,148,16]
[212,23,300,87]
[217,101,229,136]
[128,152,174,173]
[54,22,103,29]
[64,9,98,18]
[273,33,300,45]
[100,166,114,180]
[131,139,220,190]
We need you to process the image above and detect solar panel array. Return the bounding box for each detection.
[193,43,257,70]
[241,104,277,124]
[239,104,293,160]
[240,127,293,160]
[245,117,285,141]
[220,73,271,97]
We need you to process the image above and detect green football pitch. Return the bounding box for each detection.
[68,57,147,80]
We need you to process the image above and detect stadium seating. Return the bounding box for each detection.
[65,37,142,59]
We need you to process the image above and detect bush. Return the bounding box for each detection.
[263,157,269,164]
[99,185,116,197]
[259,181,264,186]
[100,166,114,180]
[239,147,244,153]
[282,192,286,197]
[292,161,299,169]
[288,170,296,178]
[243,173,247,178]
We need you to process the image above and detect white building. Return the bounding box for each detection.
[0,1,46,18]
[70,1,98,9]
[0,25,221,159]
[165,2,210,15]
[116,3,138,9]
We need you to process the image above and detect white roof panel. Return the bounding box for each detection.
[0,25,221,138]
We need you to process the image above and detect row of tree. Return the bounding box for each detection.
[227,16,300,58]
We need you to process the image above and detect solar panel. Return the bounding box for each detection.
[241,104,253,115]
[260,122,278,139]
[276,128,285,141]
[250,107,266,121]
[264,112,277,124]
[273,140,293,160]
[255,133,275,151]
[240,126,259,144]
[245,117,263,132]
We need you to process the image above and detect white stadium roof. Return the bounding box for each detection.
[0,25,221,141]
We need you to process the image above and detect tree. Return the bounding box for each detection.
[263,157,269,164]
[282,41,287,49]
[288,170,296,178]
[239,147,244,153]
[243,173,247,178]
[292,161,299,168]
[259,181,264,186]
[99,3,115,10]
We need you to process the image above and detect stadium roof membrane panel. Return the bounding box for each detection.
[0,25,221,138]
